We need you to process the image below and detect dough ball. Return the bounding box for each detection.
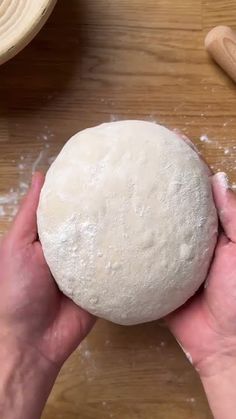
[37,121,218,325]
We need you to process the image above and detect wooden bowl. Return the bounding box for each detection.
[0,0,57,65]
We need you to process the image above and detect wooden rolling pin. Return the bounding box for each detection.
[205,26,236,82]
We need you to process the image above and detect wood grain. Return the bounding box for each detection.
[0,0,236,417]
[80,0,202,30]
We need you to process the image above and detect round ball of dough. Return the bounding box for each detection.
[37,121,218,325]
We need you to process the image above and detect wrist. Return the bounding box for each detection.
[0,338,59,419]
[199,356,236,419]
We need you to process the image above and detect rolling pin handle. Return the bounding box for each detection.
[205,25,236,83]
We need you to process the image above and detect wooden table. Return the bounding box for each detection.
[1,0,236,418]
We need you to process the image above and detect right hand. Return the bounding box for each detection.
[167,171,236,378]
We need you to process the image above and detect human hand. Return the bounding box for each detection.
[0,172,95,419]
[167,172,236,419]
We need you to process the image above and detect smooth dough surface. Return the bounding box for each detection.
[37,121,218,325]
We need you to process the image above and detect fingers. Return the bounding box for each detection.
[62,298,96,343]
[212,172,236,243]
[55,297,96,360]
[10,172,45,245]
[216,231,229,247]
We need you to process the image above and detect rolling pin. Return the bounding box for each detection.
[205,26,236,82]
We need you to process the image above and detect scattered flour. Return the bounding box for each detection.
[110,114,120,122]
[0,206,5,217]
[186,397,195,403]
[1,119,235,228]
[214,172,229,190]
[200,134,211,144]
[0,126,56,226]
[78,339,98,382]
[84,350,92,359]
[0,186,27,221]
[185,351,193,365]
[198,132,236,178]
[176,338,193,365]
[32,150,46,174]
[204,279,209,289]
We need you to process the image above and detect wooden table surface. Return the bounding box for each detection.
[1,0,236,418]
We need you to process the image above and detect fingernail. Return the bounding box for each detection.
[215,172,229,190]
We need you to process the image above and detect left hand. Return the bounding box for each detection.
[0,172,95,419]
[0,172,95,378]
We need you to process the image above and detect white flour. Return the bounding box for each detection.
[200,134,212,144]
[0,126,56,229]
[0,120,235,227]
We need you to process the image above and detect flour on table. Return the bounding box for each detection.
[0,126,56,231]
[200,134,211,144]
[186,397,196,403]
[1,118,235,227]
[78,339,98,382]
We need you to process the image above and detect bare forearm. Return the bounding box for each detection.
[0,341,58,419]
[201,362,236,419]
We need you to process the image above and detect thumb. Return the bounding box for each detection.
[212,172,236,243]
[10,172,45,245]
